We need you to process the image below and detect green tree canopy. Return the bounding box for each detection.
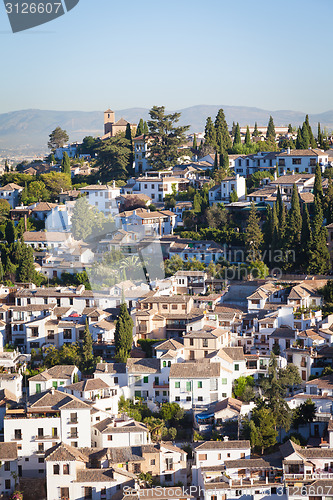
[48,127,69,150]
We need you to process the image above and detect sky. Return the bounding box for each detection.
[0,0,332,114]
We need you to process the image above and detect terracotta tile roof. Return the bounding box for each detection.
[154,339,184,351]
[28,389,90,410]
[224,458,272,468]
[0,442,17,460]
[194,440,250,450]
[221,347,245,361]
[75,468,117,482]
[306,373,333,389]
[93,417,148,434]
[45,442,88,462]
[95,363,126,374]
[169,362,220,378]
[23,231,70,242]
[126,358,160,374]
[66,378,110,392]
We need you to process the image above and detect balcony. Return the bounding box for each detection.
[34,434,59,440]
[153,382,169,389]
[69,433,78,439]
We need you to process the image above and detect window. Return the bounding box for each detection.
[38,443,44,453]
[53,464,60,475]
[70,413,78,424]
[151,459,155,465]
[175,381,180,388]
[155,377,159,385]
[60,488,69,500]
[189,338,194,346]
[186,396,191,401]
[114,377,118,384]
[38,428,44,438]
[133,463,141,473]
[221,378,227,384]
[64,329,72,339]
[198,454,207,461]
[241,453,245,458]
[175,396,180,401]
[222,393,227,397]
[202,338,208,348]
[211,496,217,500]
[52,381,58,389]
[186,381,191,391]
[4,461,10,471]
[52,427,58,438]
[163,361,166,367]
[84,487,92,499]
[198,396,203,401]
[38,457,44,463]
[47,330,54,340]
[108,435,113,441]
[155,391,159,396]
[63,464,70,475]
[5,480,11,490]
[235,364,239,371]
[198,381,202,388]
[165,474,172,481]
[35,383,41,393]
[292,158,301,165]
[165,458,173,470]
[14,429,22,440]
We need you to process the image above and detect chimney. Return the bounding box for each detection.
[287,147,291,155]
[113,181,116,189]
[224,436,229,442]
[292,170,295,175]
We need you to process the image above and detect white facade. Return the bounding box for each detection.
[79,184,121,216]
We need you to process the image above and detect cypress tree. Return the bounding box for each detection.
[220,152,229,172]
[233,123,241,146]
[214,108,232,152]
[143,121,149,135]
[81,319,95,373]
[214,152,219,171]
[271,203,279,252]
[231,121,237,137]
[279,204,287,244]
[304,115,316,148]
[300,204,312,272]
[5,220,16,246]
[313,163,323,200]
[301,122,310,149]
[288,124,293,133]
[16,245,36,283]
[136,118,144,136]
[266,116,276,141]
[317,123,323,148]
[308,195,330,274]
[296,128,303,149]
[276,186,283,222]
[193,134,197,150]
[245,126,251,146]
[245,202,263,261]
[252,122,260,137]
[204,117,216,148]
[287,184,302,250]
[115,303,133,361]
[61,152,71,175]
[125,123,134,175]
[49,154,56,164]
[324,176,333,224]
[193,193,202,213]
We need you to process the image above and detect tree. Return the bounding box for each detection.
[304,115,317,148]
[269,396,292,436]
[286,184,302,249]
[5,220,16,245]
[233,123,241,146]
[288,124,293,133]
[243,404,277,454]
[61,152,71,176]
[252,122,260,137]
[300,204,312,271]
[136,118,144,136]
[308,194,330,274]
[80,319,95,374]
[245,126,251,146]
[16,244,36,283]
[114,303,133,361]
[230,189,238,203]
[48,127,69,150]
[204,117,216,148]
[233,376,255,401]
[164,255,183,276]
[160,402,184,422]
[214,108,232,152]
[193,134,197,150]
[95,135,132,181]
[40,172,72,199]
[71,196,96,240]
[80,136,97,155]
[147,106,190,170]
[313,163,323,199]
[245,202,263,261]
[301,122,310,149]
[292,399,316,429]
[266,116,276,141]
[143,121,149,135]
[295,127,303,149]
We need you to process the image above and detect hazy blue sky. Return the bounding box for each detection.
[0,0,332,113]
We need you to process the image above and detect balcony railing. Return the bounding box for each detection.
[34,434,59,440]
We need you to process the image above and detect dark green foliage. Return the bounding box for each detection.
[266,116,276,141]
[295,127,303,149]
[137,339,160,358]
[292,399,316,429]
[214,108,232,152]
[308,195,330,274]
[233,123,241,146]
[61,152,71,175]
[313,163,323,199]
[204,117,216,148]
[243,404,277,454]
[147,106,190,170]
[80,319,95,374]
[95,136,132,180]
[136,118,144,136]
[304,115,317,148]
[16,245,36,283]
[245,202,263,261]
[115,303,134,361]
[192,134,197,150]
[79,136,97,155]
[252,122,260,137]
[48,127,69,150]
[143,121,149,135]
[286,184,302,248]
[245,126,251,146]
[5,220,16,245]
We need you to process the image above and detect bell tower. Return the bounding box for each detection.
[104,109,115,135]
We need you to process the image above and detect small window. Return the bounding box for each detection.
[108,435,113,441]
[198,381,202,388]
[63,464,70,475]
[151,459,155,465]
[175,396,180,401]
[143,376,148,383]
[175,381,180,388]
[53,464,60,475]
[5,480,11,490]
[235,364,239,371]
[4,462,10,471]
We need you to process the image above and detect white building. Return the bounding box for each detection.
[0,442,18,497]
[276,148,329,175]
[29,365,80,396]
[209,175,246,204]
[0,183,23,208]
[92,416,150,448]
[4,389,91,477]
[79,183,121,216]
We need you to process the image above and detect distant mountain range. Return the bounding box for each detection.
[1,105,333,156]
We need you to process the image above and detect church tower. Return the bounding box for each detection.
[104,109,115,135]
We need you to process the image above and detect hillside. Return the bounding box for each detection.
[1,105,333,155]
